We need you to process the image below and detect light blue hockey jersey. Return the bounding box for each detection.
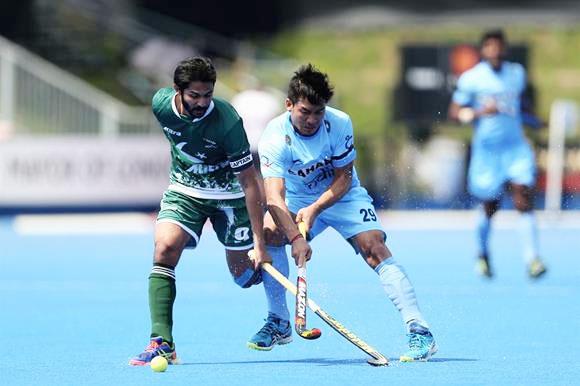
[258,106,360,199]
[453,61,526,147]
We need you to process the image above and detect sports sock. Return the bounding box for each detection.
[374,258,428,331]
[262,246,290,321]
[149,263,176,344]
[476,207,491,257]
[518,212,539,263]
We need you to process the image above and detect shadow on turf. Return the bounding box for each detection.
[180,357,477,366]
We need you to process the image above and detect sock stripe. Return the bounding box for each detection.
[374,258,394,275]
[152,266,175,274]
[151,266,175,280]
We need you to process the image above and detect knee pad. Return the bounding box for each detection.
[233,267,263,288]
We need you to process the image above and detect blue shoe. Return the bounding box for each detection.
[400,322,438,362]
[129,337,178,366]
[247,313,292,351]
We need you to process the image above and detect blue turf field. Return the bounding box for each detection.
[1,213,579,386]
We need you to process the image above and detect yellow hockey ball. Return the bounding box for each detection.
[150,356,168,372]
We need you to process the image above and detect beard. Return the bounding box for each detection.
[181,95,208,118]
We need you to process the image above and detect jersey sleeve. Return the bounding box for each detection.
[258,125,290,179]
[515,63,526,93]
[151,88,176,126]
[223,119,254,174]
[331,117,356,168]
[452,72,475,107]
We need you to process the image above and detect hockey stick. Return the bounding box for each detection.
[261,262,389,366]
[294,222,321,340]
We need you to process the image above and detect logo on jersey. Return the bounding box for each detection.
[305,167,335,189]
[163,126,181,137]
[234,227,250,242]
[344,135,354,150]
[203,138,217,148]
[176,142,206,164]
[324,120,331,132]
[285,135,291,146]
[260,155,272,168]
[230,154,253,169]
[297,159,332,177]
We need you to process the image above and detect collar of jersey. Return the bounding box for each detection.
[171,92,215,122]
[482,60,504,74]
[287,114,320,138]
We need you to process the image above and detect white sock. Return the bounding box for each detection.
[374,258,428,331]
[518,212,540,263]
[262,246,290,321]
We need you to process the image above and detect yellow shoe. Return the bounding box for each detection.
[528,258,547,279]
[476,255,493,278]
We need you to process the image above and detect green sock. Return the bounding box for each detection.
[149,264,176,344]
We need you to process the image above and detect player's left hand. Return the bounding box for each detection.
[295,205,320,232]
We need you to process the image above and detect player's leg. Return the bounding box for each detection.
[509,183,547,278]
[130,190,204,366]
[129,223,191,366]
[505,142,547,278]
[247,211,293,350]
[352,230,437,362]
[205,198,289,350]
[208,197,260,289]
[476,199,500,278]
[321,188,436,361]
[468,145,504,278]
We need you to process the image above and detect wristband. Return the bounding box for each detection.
[289,233,304,244]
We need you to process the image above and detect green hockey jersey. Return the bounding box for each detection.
[152,87,253,199]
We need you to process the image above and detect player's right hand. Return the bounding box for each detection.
[291,237,312,268]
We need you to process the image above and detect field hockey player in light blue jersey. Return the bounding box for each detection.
[449,29,547,280]
[247,63,437,362]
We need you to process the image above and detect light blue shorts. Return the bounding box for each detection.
[468,141,536,201]
[286,186,385,252]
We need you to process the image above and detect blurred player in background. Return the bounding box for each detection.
[247,64,437,362]
[231,80,281,166]
[129,57,270,366]
[448,29,547,279]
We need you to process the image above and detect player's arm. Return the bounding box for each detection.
[237,166,270,268]
[520,96,544,129]
[519,75,544,129]
[295,162,353,230]
[448,101,467,122]
[264,176,311,267]
[449,72,497,124]
[224,114,270,268]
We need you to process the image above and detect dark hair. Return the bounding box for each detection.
[288,63,334,105]
[480,29,506,47]
[173,57,217,90]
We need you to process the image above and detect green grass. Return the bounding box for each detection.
[261,25,580,142]
[241,25,580,193]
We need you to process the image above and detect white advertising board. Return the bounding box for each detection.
[0,136,170,207]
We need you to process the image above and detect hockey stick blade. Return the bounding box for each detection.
[295,271,321,339]
[295,222,321,340]
[262,262,389,366]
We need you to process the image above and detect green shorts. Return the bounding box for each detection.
[157,190,253,250]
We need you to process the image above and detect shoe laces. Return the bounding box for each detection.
[144,338,162,352]
[408,333,428,351]
[258,318,279,336]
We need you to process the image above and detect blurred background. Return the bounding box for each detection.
[1,0,579,214]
